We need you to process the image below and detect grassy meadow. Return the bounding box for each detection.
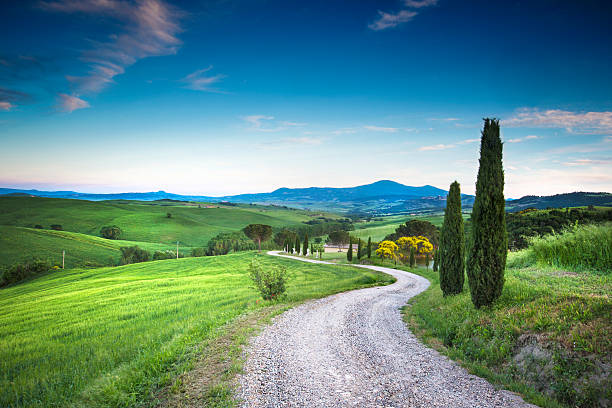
[0,251,394,408]
[401,225,612,408]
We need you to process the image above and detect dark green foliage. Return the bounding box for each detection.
[248,257,289,300]
[34,225,43,229]
[0,259,51,287]
[439,181,465,296]
[328,230,349,246]
[303,233,309,256]
[425,252,430,270]
[357,238,362,259]
[243,224,273,252]
[409,247,415,268]
[100,225,122,240]
[191,247,207,257]
[384,219,439,246]
[432,249,439,272]
[347,242,353,262]
[153,250,183,260]
[467,118,507,308]
[310,244,314,257]
[274,229,298,248]
[50,224,62,231]
[295,236,301,255]
[166,212,172,218]
[367,236,372,258]
[207,231,256,255]
[120,246,150,265]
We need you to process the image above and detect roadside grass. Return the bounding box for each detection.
[0,251,394,408]
[0,196,320,248]
[401,252,611,408]
[0,226,193,268]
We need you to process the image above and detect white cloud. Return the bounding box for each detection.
[42,0,183,105]
[403,0,438,7]
[418,143,455,151]
[563,158,612,167]
[364,125,399,132]
[504,108,612,134]
[459,138,480,144]
[368,10,417,31]
[56,93,90,113]
[506,135,539,143]
[0,102,13,111]
[283,137,323,145]
[181,66,225,92]
[331,128,357,135]
[243,115,304,132]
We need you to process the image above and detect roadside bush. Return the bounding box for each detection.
[120,246,150,265]
[100,225,122,240]
[0,259,51,287]
[191,247,207,257]
[248,257,289,300]
[208,231,256,255]
[50,224,63,231]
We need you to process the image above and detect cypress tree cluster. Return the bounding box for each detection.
[367,237,372,259]
[347,241,353,261]
[467,118,507,308]
[295,236,301,255]
[439,181,465,296]
[303,233,309,256]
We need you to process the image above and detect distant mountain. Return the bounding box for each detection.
[506,192,612,212]
[0,180,463,214]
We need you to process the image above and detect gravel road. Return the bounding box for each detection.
[237,251,536,408]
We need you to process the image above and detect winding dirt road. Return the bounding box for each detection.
[237,251,536,407]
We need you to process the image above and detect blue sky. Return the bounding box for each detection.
[1,0,611,197]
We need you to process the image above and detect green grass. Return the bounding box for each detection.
[402,251,611,408]
[0,226,193,268]
[0,197,326,247]
[351,212,469,241]
[0,251,394,408]
[526,223,612,273]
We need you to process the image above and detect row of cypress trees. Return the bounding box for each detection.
[438,118,507,308]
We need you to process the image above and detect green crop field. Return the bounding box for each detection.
[0,251,394,408]
[0,197,339,267]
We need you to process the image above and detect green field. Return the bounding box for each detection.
[0,251,394,408]
[0,197,339,268]
[351,212,469,241]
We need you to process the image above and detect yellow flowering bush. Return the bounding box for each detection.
[375,240,398,261]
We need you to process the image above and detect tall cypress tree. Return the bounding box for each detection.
[409,247,415,268]
[439,181,465,296]
[295,236,301,255]
[367,237,372,258]
[347,241,353,261]
[467,118,507,308]
[357,238,362,259]
[303,233,309,256]
[432,249,439,272]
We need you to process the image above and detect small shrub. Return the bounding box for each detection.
[248,257,289,300]
[191,247,207,257]
[50,224,63,231]
[0,259,51,287]
[34,225,43,229]
[100,225,122,240]
[152,250,176,261]
[166,213,172,218]
[120,246,150,265]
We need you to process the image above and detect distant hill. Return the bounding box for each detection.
[0,180,467,214]
[506,192,612,212]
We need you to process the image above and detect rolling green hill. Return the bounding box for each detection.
[0,252,393,408]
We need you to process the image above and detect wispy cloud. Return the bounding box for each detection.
[506,135,539,143]
[0,102,13,111]
[56,93,90,112]
[459,138,480,144]
[369,0,437,31]
[563,158,612,166]
[418,143,455,151]
[364,125,399,132]
[181,66,225,92]
[41,0,183,111]
[243,115,305,132]
[331,128,357,135]
[283,137,323,145]
[504,108,612,134]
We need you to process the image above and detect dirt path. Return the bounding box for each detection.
[237,251,536,407]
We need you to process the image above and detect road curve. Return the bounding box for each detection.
[237,251,536,408]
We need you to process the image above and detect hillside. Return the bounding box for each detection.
[506,192,612,212]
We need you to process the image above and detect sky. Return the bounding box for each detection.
[1,0,611,198]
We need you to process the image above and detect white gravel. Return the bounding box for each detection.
[237,251,537,408]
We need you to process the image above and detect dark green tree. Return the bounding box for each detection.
[467,118,507,308]
[357,238,362,259]
[310,244,314,257]
[295,236,301,255]
[425,252,430,270]
[439,181,465,296]
[347,241,353,261]
[409,247,415,268]
[243,224,273,252]
[303,233,309,256]
[432,249,439,272]
[367,236,372,258]
[100,225,122,240]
